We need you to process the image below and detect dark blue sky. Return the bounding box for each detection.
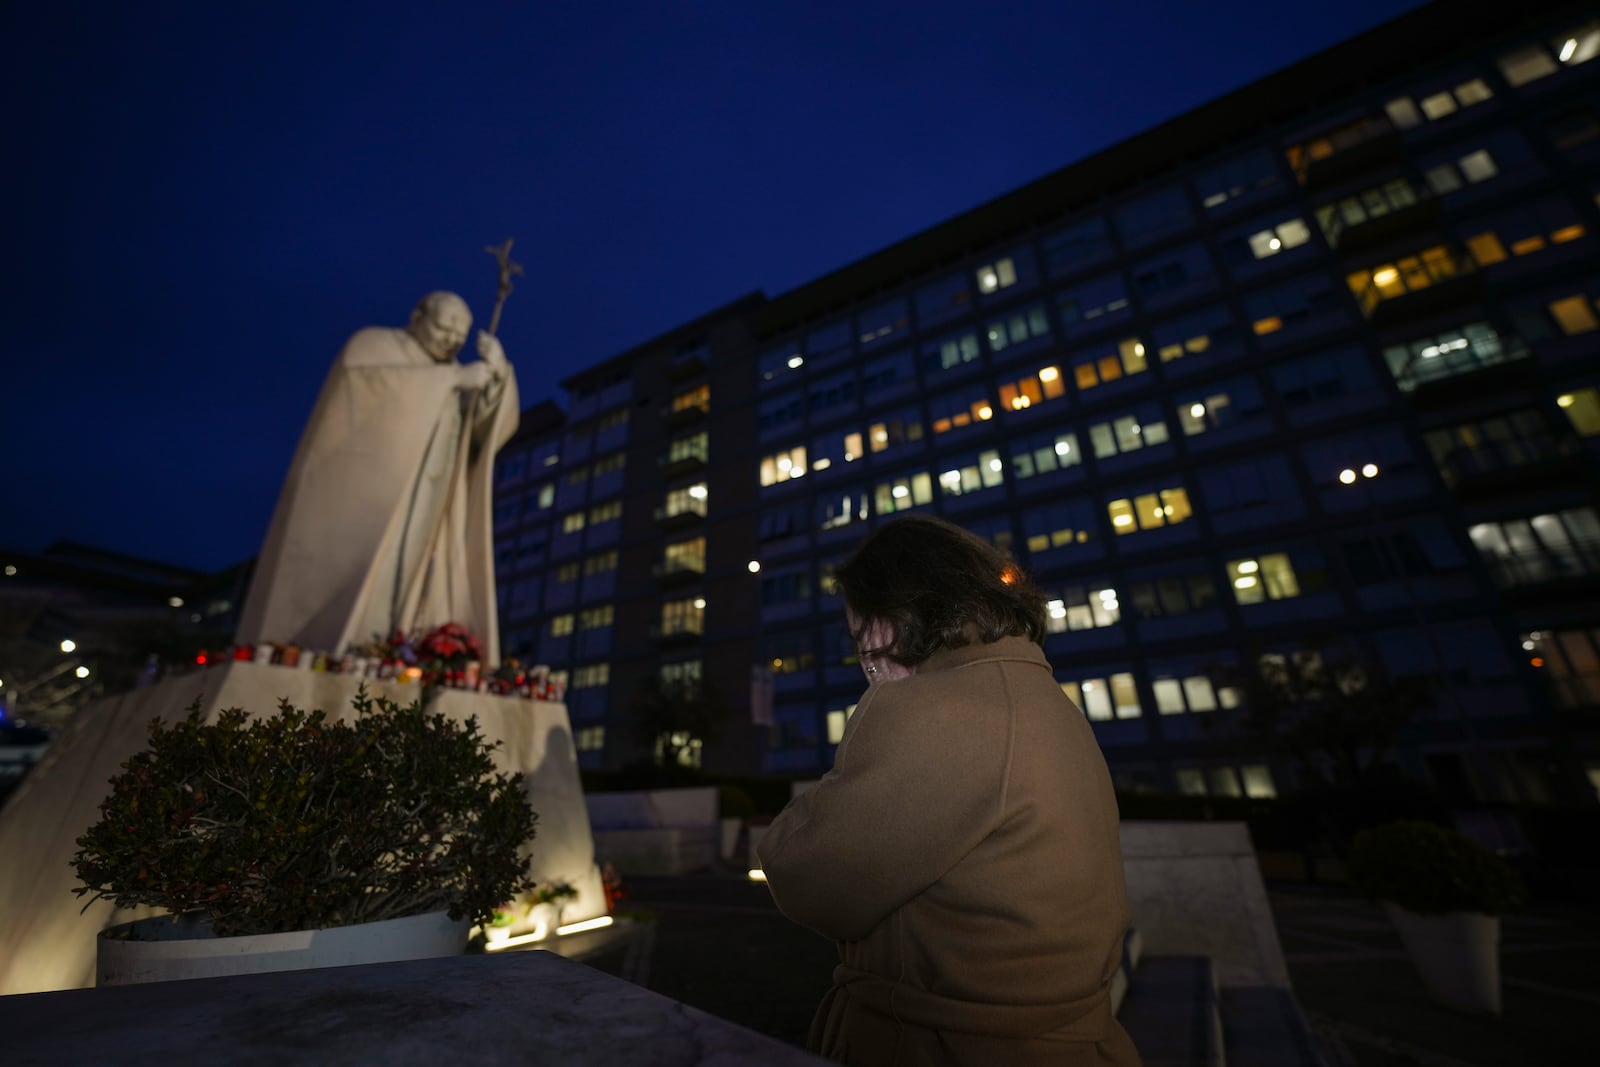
[6,0,1426,572]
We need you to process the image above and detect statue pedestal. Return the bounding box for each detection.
[0,663,601,995]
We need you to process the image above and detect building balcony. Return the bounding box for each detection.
[649,620,704,647]
[659,402,709,429]
[653,503,707,530]
[1326,196,1441,256]
[651,560,706,588]
[657,452,707,479]
[664,351,707,382]
[1404,354,1536,410]
[1357,256,1482,328]
[1436,446,1588,504]
[1297,123,1405,190]
[1481,544,1600,605]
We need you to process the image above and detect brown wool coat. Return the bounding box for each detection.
[759,636,1141,1067]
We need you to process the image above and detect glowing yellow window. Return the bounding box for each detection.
[1108,498,1138,534]
[1558,388,1600,435]
[1510,235,1547,256]
[1133,493,1165,529]
[1120,339,1147,375]
[1467,233,1508,266]
[1159,343,1185,361]
[1075,362,1100,390]
[1039,366,1065,399]
[1097,354,1123,382]
[1253,316,1283,336]
[1160,488,1193,524]
[1549,295,1600,334]
[1551,224,1585,244]
[1000,378,1043,411]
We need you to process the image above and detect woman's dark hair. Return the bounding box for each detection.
[836,515,1046,667]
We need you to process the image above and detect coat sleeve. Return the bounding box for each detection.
[757,673,1012,942]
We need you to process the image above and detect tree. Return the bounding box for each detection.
[627,673,734,776]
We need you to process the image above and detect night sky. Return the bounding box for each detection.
[7,0,1427,573]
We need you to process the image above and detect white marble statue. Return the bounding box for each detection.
[235,291,520,664]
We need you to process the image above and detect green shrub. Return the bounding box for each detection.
[72,688,538,937]
[1346,820,1525,916]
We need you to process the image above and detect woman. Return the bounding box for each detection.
[758,515,1140,1066]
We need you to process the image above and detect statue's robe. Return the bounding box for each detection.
[235,327,518,664]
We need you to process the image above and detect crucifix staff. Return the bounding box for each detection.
[484,238,524,337]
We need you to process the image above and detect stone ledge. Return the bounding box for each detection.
[0,950,829,1066]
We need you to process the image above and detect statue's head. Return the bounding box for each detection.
[407,291,472,363]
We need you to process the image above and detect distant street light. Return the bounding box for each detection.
[60,639,76,653]
[75,666,91,679]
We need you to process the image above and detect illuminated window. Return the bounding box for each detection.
[1043,584,1121,634]
[1499,42,1560,86]
[1232,217,1312,262]
[1176,392,1233,435]
[1062,674,1142,721]
[1152,672,1230,715]
[930,391,994,435]
[867,410,924,453]
[1073,338,1147,391]
[550,613,575,636]
[1387,78,1493,129]
[986,305,1051,351]
[1022,500,1096,553]
[766,632,816,675]
[1557,388,1600,436]
[1089,410,1170,459]
[1151,304,1237,362]
[1423,148,1499,196]
[1345,245,1472,317]
[759,445,808,487]
[663,537,706,574]
[938,450,1005,497]
[1284,115,1393,184]
[562,511,586,534]
[998,365,1066,411]
[661,598,704,637]
[817,490,870,530]
[1226,554,1300,605]
[592,452,625,476]
[579,605,614,630]
[858,298,910,348]
[672,384,710,414]
[1523,628,1600,709]
[921,331,981,375]
[1548,294,1600,335]
[825,708,851,745]
[976,257,1018,293]
[662,483,708,518]
[574,725,605,752]
[589,500,622,525]
[1315,177,1426,247]
[572,663,610,688]
[555,562,579,583]
[1108,487,1190,534]
[874,473,933,514]
[1010,430,1082,479]
[1382,321,1520,391]
[582,551,617,577]
[666,432,709,465]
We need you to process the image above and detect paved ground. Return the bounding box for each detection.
[558,867,1600,1066]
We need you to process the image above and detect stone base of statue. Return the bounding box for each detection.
[0,663,603,996]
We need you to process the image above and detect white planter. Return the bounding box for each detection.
[1382,902,1501,1015]
[720,817,743,861]
[97,909,470,987]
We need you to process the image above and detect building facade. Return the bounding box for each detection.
[490,0,1600,804]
